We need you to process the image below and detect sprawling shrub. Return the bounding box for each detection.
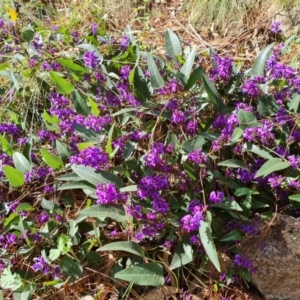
[0,13,299,299]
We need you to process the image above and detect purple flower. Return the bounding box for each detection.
[188,149,207,165]
[210,54,233,82]
[39,211,50,224]
[234,254,255,273]
[84,51,100,69]
[32,256,49,274]
[90,22,98,35]
[69,146,109,170]
[96,183,127,205]
[181,201,206,233]
[209,191,224,203]
[270,21,282,34]
[0,123,20,136]
[171,109,185,124]
[120,35,130,50]
[241,79,261,97]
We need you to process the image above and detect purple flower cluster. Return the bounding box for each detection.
[69,146,109,170]
[234,254,255,273]
[270,21,282,34]
[96,183,128,205]
[181,199,206,233]
[0,233,18,249]
[120,35,130,50]
[25,166,52,183]
[209,191,224,203]
[172,109,186,124]
[32,256,49,274]
[0,123,20,136]
[210,54,233,82]
[84,51,100,69]
[188,149,208,165]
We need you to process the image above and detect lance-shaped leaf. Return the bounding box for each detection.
[114,262,164,286]
[165,29,182,59]
[40,149,63,170]
[78,205,129,222]
[180,46,196,82]
[3,166,24,187]
[71,165,123,188]
[13,152,32,173]
[254,158,290,178]
[147,53,164,89]
[97,241,144,257]
[199,212,220,272]
[202,74,225,111]
[50,71,74,95]
[251,43,275,77]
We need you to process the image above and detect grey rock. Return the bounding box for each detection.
[242,214,300,300]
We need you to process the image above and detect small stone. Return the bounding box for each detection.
[241,214,300,300]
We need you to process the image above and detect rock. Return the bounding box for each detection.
[242,214,300,300]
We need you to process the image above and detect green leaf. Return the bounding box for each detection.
[180,46,196,82]
[56,140,70,159]
[13,152,32,173]
[220,229,242,242]
[97,241,144,257]
[79,205,129,222]
[231,127,243,143]
[49,249,61,261]
[234,188,259,196]
[57,58,87,77]
[50,71,74,95]
[0,135,13,156]
[288,93,300,112]
[164,29,182,59]
[251,43,275,77]
[199,212,220,272]
[119,185,137,192]
[257,95,279,117]
[22,136,33,162]
[202,74,225,111]
[185,66,205,90]
[211,199,243,211]
[243,143,273,159]
[57,234,72,253]
[281,35,296,54]
[3,166,24,187]
[21,28,34,43]
[132,66,150,103]
[124,141,137,159]
[57,181,96,191]
[88,97,100,116]
[71,90,90,116]
[254,158,290,178]
[0,267,23,291]
[40,149,63,170]
[41,198,55,211]
[105,123,115,155]
[114,262,164,286]
[71,165,123,188]
[147,53,164,89]
[72,124,99,141]
[289,194,300,202]
[238,109,260,129]
[56,173,82,181]
[16,203,34,213]
[170,245,193,270]
[182,135,205,153]
[13,289,31,300]
[59,256,83,279]
[218,159,246,169]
